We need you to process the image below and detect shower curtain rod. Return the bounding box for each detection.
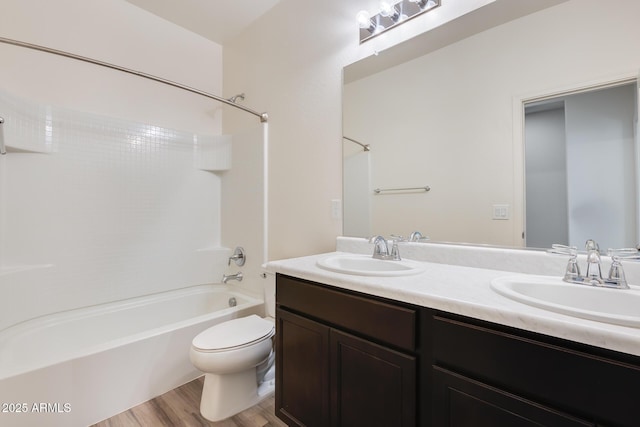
[0,36,268,123]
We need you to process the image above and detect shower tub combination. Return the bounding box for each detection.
[0,35,271,427]
[0,284,264,427]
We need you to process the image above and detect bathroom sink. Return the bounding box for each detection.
[316,254,425,277]
[491,275,640,327]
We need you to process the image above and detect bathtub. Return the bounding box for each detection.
[0,284,264,427]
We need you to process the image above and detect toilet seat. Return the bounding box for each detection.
[192,315,274,352]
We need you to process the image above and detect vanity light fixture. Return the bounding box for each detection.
[357,0,440,43]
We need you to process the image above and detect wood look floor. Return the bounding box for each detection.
[92,377,287,427]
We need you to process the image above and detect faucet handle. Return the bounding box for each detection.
[368,235,387,246]
[409,231,429,242]
[547,244,578,257]
[605,248,638,289]
[607,247,640,260]
[548,244,580,282]
[228,247,246,266]
[389,241,401,261]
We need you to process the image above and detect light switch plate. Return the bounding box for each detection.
[492,204,509,220]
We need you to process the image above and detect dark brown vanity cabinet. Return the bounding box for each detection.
[276,274,640,427]
[430,314,640,427]
[432,368,594,427]
[275,274,417,427]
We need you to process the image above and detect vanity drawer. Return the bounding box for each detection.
[431,313,640,426]
[276,274,416,352]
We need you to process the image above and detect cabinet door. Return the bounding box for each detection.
[432,367,594,427]
[276,308,330,427]
[330,329,416,427]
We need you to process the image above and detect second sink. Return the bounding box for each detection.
[491,275,640,328]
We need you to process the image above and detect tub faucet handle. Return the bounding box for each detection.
[228,247,246,266]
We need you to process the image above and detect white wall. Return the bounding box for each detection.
[0,0,222,133]
[0,0,227,329]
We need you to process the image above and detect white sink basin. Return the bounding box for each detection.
[491,275,640,327]
[316,254,425,277]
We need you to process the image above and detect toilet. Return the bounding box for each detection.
[190,309,276,421]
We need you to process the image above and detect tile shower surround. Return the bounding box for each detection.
[0,91,231,331]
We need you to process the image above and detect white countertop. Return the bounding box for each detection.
[266,250,640,358]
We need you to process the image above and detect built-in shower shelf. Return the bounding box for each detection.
[4,144,54,154]
[194,136,232,171]
[197,166,230,172]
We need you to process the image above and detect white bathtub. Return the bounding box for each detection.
[0,284,264,427]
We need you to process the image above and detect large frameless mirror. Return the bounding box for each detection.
[342,1,640,250]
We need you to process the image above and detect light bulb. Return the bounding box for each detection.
[409,0,437,9]
[356,10,373,30]
[379,2,391,16]
[379,1,400,21]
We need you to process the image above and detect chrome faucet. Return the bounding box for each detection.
[584,239,603,284]
[548,240,637,289]
[369,235,401,260]
[222,272,243,284]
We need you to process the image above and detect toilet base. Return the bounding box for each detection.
[199,369,275,421]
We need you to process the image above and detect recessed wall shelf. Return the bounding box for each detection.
[194,135,232,172]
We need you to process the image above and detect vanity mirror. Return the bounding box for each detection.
[343,0,640,250]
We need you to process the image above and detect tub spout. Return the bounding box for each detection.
[222,272,243,284]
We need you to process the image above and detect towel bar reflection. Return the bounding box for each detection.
[374,186,430,194]
[0,116,5,155]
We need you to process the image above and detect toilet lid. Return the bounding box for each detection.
[192,315,274,351]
